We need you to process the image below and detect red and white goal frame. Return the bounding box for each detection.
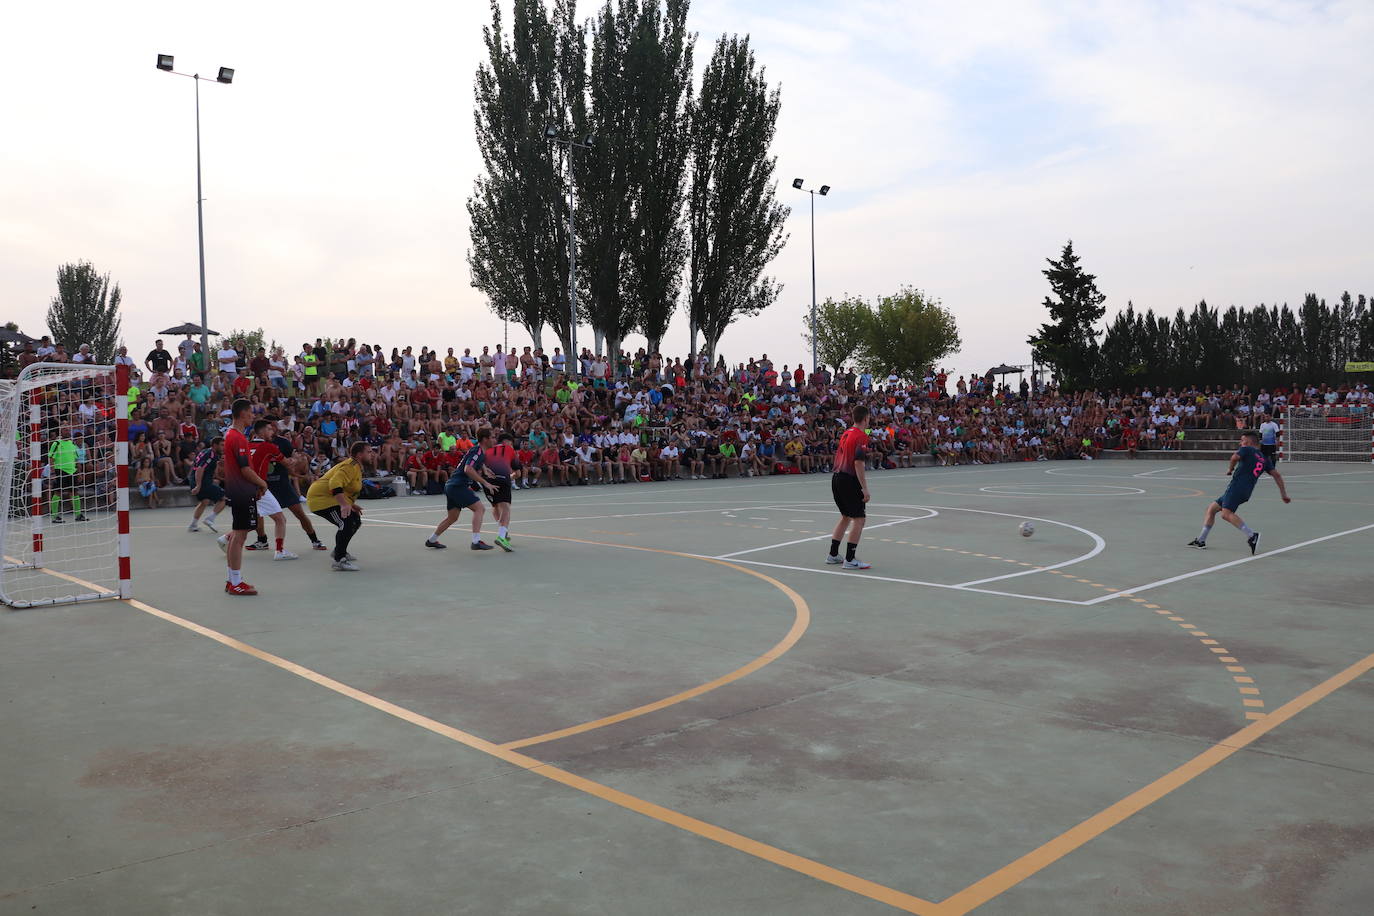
[1279,405,1374,463]
[0,362,131,607]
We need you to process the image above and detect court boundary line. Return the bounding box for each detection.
[713,511,935,559]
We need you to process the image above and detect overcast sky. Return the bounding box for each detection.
[3,0,1371,379]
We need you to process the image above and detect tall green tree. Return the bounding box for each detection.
[1028,240,1105,390]
[800,295,874,371]
[467,0,583,352]
[47,261,122,362]
[687,34,788,361]
[861,287,961,381]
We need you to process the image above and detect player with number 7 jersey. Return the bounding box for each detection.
[1188,430,1291,554]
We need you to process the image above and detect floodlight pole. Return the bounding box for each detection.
[194,75,210,365]
[792,180,828,374]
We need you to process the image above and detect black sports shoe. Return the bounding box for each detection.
[471,540,495,551]
[74,514,90,522]
[1247,532,1261,555]
[425,538,447,549]
[1187,538,1206,549]
[50,515,65,524]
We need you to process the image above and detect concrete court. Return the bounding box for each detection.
[1,460,1372,916]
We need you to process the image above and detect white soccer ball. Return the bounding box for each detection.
[1019,521,1035,538]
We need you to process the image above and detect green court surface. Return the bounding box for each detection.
[3,461,1372,915]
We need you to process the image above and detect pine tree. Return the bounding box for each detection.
[47,261,122,362]
[1028,240,1106,391]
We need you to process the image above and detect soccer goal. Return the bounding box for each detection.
[1281,406,1374,463]
[0,363,131,608]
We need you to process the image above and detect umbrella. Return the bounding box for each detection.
[160,322,220,336]
[987,364,1024,376]
[0,327,37,345]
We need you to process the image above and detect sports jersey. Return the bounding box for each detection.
[48,439,78,474]
[1258,421,1279,445]
[248,438,285,484]
[265,436,295,486]
[1226,445,1273,500]
[485,443,516,478]
[455,444,486,477]
[222,427,257,499]
[306,459,363,511]
[833,426,870,476]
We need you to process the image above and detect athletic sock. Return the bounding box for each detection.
[1198,525,1212,542]
[206,512,217,522]
[228,568,241,586]
[472,533,481,544]
[275,538,284,552]
[846,542,858,562]
[50,495,59,516]
[498,526,508,539]
[72,495,81,513]
[1240,523,1255,537]
[829,539,841,557]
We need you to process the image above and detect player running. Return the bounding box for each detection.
[483,431,519,551]
[246,419,298,561]
[826,405,873,570]
[187,436,226,532]
[1188,430,1291,554]
[425,427,496,551]
[217,398,269,595]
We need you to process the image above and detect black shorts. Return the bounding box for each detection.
[1261,443,1277,461]
[228,491,260,531]
[194,482,225,503]
[487,478,513,506]
[831,473,866,518]
[445,481,479,510]
[268,480,301,508]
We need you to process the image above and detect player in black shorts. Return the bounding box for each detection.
[827,405,872,570]
[188,437,226,532]
[248,419,327,551]
[484,431,518,552]
[425,427,495,551]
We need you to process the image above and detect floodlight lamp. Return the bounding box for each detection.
[792,178,804,189]
[545,125,560,139]
[216,67,234,84]
[157,54,175,71]
[819,185,830,196]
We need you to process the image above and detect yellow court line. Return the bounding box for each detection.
[932,649,1374,916]
[123,597,938,916]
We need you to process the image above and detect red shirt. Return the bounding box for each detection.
[833,426,870,476]
[247,438,283,481]
[179,422,198,439]
[517,448,535,467]
[421,450,444,470]
[232,375,251,395]
[222,427,256,497]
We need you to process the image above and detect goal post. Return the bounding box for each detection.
[1281,405,1374,463]
[1,362,131,607]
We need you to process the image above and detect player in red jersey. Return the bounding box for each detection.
[217,398,269,595]
[827,405,872,570]
[247,419,298,561]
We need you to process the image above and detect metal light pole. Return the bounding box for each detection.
[546,126,595,380]
[791,179,830,374]
[157,55,233,370]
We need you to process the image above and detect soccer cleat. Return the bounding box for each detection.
[187,522,200,532]
[203,518,218,532]
[471,540,495,551]
[74,514,89,522]
[494,535,513,552]
[825,554,843,565]
[225,581,259,596]
[246,541,270,551]
[1187,539,1207,550]
[311,541,328,551]
[842,559,871,570]
[1247,532,1261,555]
[216,535,229,553]
[331,558,359,571]
[424,538,448,549]
[274,550,298,561]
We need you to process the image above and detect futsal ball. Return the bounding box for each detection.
[1019,521,1035,538]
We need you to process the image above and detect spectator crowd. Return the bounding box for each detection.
[12,332,1372,501]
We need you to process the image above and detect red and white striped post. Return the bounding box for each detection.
[28,387,43,568]
[1276,411,1286,462]
[115,364,132,598]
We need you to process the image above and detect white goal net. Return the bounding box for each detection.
[1,363,131,607]
[1282,406,1374,463]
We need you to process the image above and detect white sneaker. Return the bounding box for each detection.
[187,522,200,532]
[216,535,228,553]
[274,550,298,561]
[344,552,358,562]
[204,518,218,532]
[331,558,359,571]
[825,554,843,565]
[842,559,871,570]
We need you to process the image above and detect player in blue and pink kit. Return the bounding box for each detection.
[1189,431,1291,554]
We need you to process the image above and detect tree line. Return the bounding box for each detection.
[1031,241,1374,391]
[467,0,788,365]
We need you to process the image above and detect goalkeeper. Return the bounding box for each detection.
[48,428,88,523]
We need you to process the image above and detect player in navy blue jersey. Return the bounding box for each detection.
[1189,431,1291,554]
[425,427,496,551]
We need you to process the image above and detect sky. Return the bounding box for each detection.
[3,0,1371,380]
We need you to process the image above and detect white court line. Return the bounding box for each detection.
[712,511,937,559]
[1082,521,1374,605]
[1133,466,1178,477]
